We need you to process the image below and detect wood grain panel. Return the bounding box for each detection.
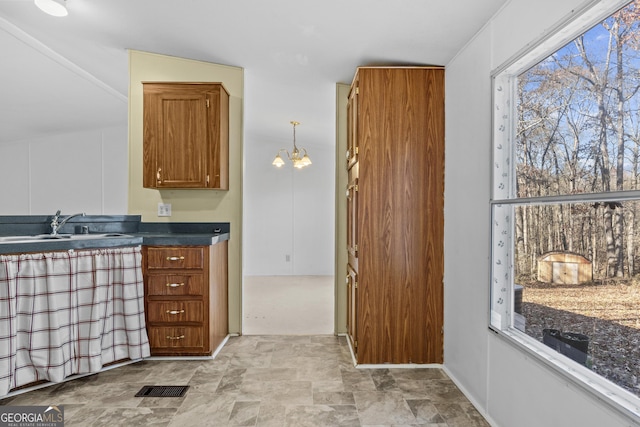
[351,67,444,364]
[209,88,229,190]
[142,89,157,188]
[159,94,207,186]
[209,240,228,353]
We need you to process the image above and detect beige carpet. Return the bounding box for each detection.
[243,275,334,335]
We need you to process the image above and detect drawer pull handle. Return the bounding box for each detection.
[166,256,185,261]
[166,309,185,315]
[166,282,185,288]
[166,335,185,340]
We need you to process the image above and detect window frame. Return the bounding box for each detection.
[489,0,640,420]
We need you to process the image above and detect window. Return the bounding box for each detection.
[491,0,640,417]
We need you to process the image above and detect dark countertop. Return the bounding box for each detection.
[0,235,144,255]
[135,232,228,246]
[0,215,230,255]
[135,221,230,246]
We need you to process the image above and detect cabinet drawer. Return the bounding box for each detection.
[146,274,204,296]
[147,326,204,348]
[147,301,204,323]
[146,247,204,270]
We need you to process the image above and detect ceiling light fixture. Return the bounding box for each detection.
[35,0,68,17]
[272,121,312,169]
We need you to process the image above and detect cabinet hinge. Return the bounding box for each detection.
[355,147,359,155]
[354,340,358,349]
[355,87,359,95]
[354,280,358,289]
[206,99,210,108]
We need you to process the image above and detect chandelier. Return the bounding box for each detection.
[272,121,312,169]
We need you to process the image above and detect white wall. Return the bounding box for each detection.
[243,132,335,276]
[0,125,128,215]
[444,0,636,425]
[243,113,335,276]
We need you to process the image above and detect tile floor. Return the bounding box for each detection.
[0,335,489,426]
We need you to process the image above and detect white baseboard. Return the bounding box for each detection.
[443,365,499,427]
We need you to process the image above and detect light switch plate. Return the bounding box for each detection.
[158,203,172,217]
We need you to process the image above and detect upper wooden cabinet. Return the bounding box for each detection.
[143,82,229,189]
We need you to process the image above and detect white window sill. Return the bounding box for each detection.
[492,326,640,423]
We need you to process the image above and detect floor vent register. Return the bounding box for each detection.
[135,385,190,397]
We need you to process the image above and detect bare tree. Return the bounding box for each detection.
[515,2,640,281]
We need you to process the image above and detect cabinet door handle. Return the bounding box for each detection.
[166,282,185,288]
[157,168,162,183]
[166,256,185,261]
[166,335,185,340]
[166,309,185,315]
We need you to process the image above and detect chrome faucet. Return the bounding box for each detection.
[50,210,85,236]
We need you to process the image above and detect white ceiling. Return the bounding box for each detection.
[0,0,507,146]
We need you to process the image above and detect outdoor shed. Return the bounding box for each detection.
[537,251,593,285]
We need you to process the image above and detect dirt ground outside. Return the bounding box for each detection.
[521,280,640,397]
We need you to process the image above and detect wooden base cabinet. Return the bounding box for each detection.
[346,67,444,365]
[143,242,228,356]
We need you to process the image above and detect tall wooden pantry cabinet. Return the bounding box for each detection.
[346,66,444,365]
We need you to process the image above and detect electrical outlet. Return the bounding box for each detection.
[158,203,172,217]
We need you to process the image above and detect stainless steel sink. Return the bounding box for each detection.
[0,233,131,244]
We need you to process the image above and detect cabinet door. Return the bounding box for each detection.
[346,82,359,170]
[346,171,359,270]
[346,264,358,355]
[153,91,208,188]
[143,83,229,190]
